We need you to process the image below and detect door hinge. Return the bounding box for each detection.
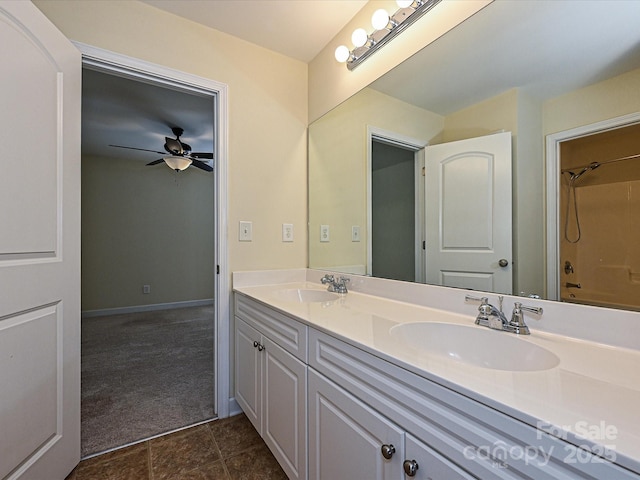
[422,241,426,250]
[422,166,426,176]
[216,265,220,274]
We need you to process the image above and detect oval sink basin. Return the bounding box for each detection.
[274,288,339,303]
[390,322,559,371]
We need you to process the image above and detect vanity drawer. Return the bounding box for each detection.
[309,329,635,480]
[235,293,308,362]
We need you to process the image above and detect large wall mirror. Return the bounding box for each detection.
[308,0,640,310]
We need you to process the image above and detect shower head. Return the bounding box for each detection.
[568,162,600,181]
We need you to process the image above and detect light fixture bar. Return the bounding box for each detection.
[347,0,442,71]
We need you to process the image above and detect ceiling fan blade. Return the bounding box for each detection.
[164,137,183,155]
[110,144,165,155]
[190,152,214,159]
[191,159,213,172]
[146,158,165,166]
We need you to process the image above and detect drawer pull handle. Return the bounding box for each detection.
[253,341,259,348]
[403,459,419,476]
[381,444,396,459]
[257,343,265,351]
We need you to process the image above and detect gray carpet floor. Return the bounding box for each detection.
[81,305,215,458]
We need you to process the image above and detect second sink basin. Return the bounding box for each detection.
[389,322,560,371]
[274,288,339,303]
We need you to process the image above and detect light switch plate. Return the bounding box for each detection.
[320,224,330,242]
[352,225,360,242]
[282,223,293,242]
[239,221,252,241]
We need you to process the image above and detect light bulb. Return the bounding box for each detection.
[397,0,413,8]
[351,28,368,48]
[371,9,390,30]
[334,45,350,63]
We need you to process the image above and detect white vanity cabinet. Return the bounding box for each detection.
[308,369,474,480]
[233,289,638,480]
[404,434,474,480]
[234,294,308,480]
[309,329,637,480]
[308,369,406,480]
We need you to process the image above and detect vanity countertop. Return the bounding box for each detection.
[233,280,640,474]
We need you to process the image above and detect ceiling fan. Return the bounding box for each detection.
[109,127,214,172]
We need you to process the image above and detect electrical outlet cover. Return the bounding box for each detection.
[320,224,330,242]
[282,223,294,242]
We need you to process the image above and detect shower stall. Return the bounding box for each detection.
[559,123,640,311]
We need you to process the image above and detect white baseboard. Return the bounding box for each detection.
[227,397,242,418]
[81,299,214,319]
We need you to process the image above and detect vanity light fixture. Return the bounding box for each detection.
[163,155,192,172]
[335,0,442,70]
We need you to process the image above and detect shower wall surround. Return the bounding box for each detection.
[562,180,640,310]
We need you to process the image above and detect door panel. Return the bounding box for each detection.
[234,318,261,431]
[426,132,512,294]
[0,3,81,478]
[405,434,474,480]
[263,338,307,480]
[308,370,404,480]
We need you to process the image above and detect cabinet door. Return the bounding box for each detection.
[309,370,404,480]
[404,434,474,480]
[263,338,307,480]
[235,318,261,431]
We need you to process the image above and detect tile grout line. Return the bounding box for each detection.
[207,422,232,479]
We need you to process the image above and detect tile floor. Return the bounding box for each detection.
[66,414,288,480]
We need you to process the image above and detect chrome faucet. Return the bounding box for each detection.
[465,295,543,335]
[321,274,349,294]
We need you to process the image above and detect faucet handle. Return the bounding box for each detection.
[464,294,489,305]
[515,302,543,316]
[509,302,542,335]
[321,274,335,284]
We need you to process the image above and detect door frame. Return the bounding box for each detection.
[366,126,428,281]
[545,111,640,301]
[76,43,231,418]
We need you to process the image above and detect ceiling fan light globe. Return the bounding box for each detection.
[163,156,192,171]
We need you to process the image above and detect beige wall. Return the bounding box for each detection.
[82,154,214,311]
[35,0,309,281]
[309,88,443,271]
[308,0,491,122]
[543,68,640,136]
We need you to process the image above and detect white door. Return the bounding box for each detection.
[0,3,81,479]
[234,318,261,431]
[308,370,404,480]
[425,132,512,294]
[405,434,474,480]
[262,338,307,480]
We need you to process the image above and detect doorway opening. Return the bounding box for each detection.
[558,122,640,311]
[367,127,427,283]
[546,112,640,307]
[78,45,229,458]
[370,140,423,282]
